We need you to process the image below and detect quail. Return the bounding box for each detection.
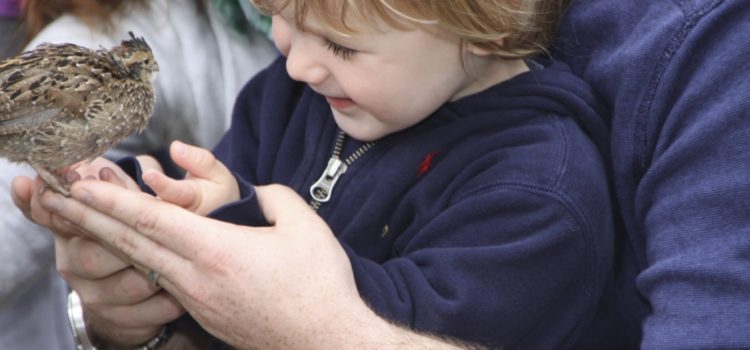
[0,32,158,195]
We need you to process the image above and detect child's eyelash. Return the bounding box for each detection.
[325,40,356,60]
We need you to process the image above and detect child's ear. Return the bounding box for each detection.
[466,38,505,57]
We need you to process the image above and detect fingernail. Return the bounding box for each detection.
[41,194,63,212]
[99,167,114,181]
[65,171,80,183]
[72,187,93,204]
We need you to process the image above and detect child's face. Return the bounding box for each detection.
[271,8,483,141]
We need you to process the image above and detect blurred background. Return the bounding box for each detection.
[0,0,23,58]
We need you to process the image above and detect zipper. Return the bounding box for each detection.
[309,130,374,210]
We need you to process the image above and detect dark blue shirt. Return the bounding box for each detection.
[555,1,750,348]
[205,57,614,348]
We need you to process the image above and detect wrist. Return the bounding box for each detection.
[324,297,468,350]
[158,315,216,350]
[67,289,99,350]
[67,290,173,350]
[133,323,173,350]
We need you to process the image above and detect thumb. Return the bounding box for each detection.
[253,184,314,226]
[142,169,200,210]
[170,141,231,182]
[11,175,34,216]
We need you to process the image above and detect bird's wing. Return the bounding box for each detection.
[0,107,63,135]
[0,65,70,134]
[0,63,64,134]
[0,44,113,133]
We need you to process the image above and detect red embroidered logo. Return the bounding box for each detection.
[417,152,439,177]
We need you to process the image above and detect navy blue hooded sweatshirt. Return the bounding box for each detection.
[193,56,615,349]
[555,0,750,348]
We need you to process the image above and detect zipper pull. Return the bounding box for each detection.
[310,156,348,203]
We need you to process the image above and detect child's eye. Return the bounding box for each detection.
[325,40,357,60]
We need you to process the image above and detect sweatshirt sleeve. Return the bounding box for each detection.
[344,183,611,349]
[633,4,750,348]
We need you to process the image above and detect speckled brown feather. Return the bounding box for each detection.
[0,32,158,195]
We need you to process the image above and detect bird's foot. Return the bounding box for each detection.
[30,164,71,196]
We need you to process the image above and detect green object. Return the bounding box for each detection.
[239,0,272,38]
[211,0,271,38]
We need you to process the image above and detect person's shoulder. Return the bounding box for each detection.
[444,72,609,196]
[555,0,749,62]
[460,58,610,162]
[553,0,750,133]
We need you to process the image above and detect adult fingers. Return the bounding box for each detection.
[42,185,184,265]
[99,167,127,188]
[71,180,216,256]
[69,158,110,180]
[84,289,184,330]
[74,274,183,327]
[25,179,59,228]
[70,268,154,306]
[39,191,100,240]
[43,180,225,283]
[10,175,34,221]
[55,235,130,281]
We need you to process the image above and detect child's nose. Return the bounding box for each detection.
[285,45,328,86]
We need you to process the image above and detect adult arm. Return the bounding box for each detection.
[557,1,750,347]
[634,3,750,348]
[35,180,469,349]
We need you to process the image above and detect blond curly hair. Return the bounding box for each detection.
[250,0,570,58]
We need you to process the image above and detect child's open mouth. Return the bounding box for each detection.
[325,96,355,110]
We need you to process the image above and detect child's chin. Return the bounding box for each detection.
[331,111,397,142]
[339,125,385,142]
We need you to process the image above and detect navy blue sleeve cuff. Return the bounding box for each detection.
[207,172,269,227]
[115,156,156,196]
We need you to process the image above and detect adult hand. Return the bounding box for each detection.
[38,180,434,349]
[12,157,136,227]
[11,158,186,348]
